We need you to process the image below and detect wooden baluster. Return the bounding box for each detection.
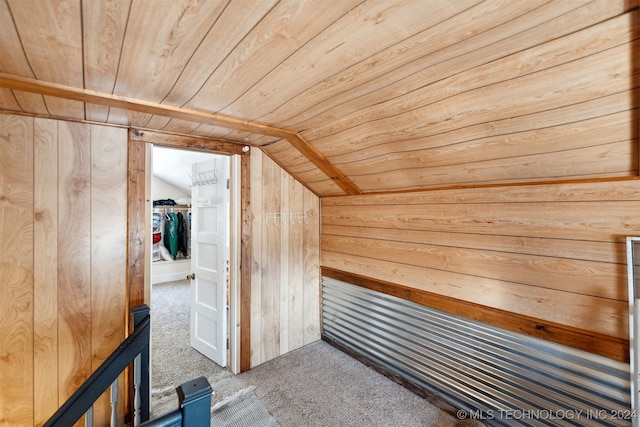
[110,378,118,427]
[131,305,150,424]
[84,406,93,427]
[133,354,141,426]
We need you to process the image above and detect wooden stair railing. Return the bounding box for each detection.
[43,305,213,427]
[44,305,151,426]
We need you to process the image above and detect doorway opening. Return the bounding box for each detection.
[148,145,240,410]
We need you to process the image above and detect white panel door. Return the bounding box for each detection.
[190,156,228,367]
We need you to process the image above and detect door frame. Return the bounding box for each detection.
[126,129,251,373]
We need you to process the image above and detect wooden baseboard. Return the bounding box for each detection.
[321,267,629,363]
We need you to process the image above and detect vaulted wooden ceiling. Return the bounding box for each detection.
[1,0,637,196]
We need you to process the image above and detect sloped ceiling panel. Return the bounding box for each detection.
[0,0,637,196]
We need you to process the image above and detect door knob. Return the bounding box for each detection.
[187,273,196,280]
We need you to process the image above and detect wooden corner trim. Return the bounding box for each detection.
[239,154,252,372]
[321,267,629,362]
[286,133,361,195]
[127,138,147,309]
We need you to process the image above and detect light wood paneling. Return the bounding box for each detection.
[322,179,640,351]
[303,4,636,141]
[33,118,59,426]
[6,0,84,119]
[250,149,321,367]
[217,0,480,119]
[0,87,21,111]
[262,152,281,362]
[0,0,48,115]
[2,114,311,422]
[250,148,264,367]
[303,188,321,343]
[186,0,363,115]
[0,0,32,76]
[82,0,131,122]
[279,172,290,354]
[0,114,129,426]
[323,236,623,300]
[146,0,277,128]
[287,174,304,351]
[0,114,34,426]
[58,121,92,404]
[113,0,227,105]
[90,125,127,423]
[269,0,568,128]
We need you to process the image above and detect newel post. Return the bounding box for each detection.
[177,377,213,426]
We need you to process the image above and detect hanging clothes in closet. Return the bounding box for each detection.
[176,211,189,258]
[164,211,179,260]
[153,205,191,262]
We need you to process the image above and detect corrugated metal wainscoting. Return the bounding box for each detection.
[322,277,632,426]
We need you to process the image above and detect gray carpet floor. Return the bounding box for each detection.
[151,280,475,427]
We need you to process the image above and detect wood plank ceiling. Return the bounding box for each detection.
[0,0,637,196]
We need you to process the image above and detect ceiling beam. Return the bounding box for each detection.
[0,72,362,195]
[0,72,292,137]
[287,133,361,195]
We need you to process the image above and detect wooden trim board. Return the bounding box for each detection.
[127,139,147,310]
[240,153,252,372]
[130,129,247,155]
[0,73,291,138]
[286,133,360,195]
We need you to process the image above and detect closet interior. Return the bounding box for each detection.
[151,146,221,285]
[152,205,191,261]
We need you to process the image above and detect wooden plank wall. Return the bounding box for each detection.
[0,114,128,426]
[322,179,640,361]
[250,149,320,367]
